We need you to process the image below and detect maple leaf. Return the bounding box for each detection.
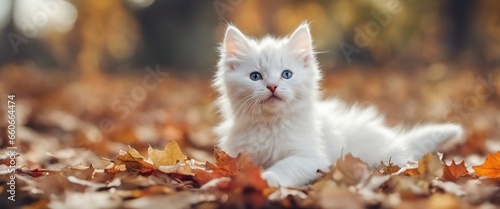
[226,152,267,191]
[191,149,269,208]
[472,152,500,179]
[213,148,239,174]
[441,160,469,182]
[193,148,239,185]
[108,146,156,174]
[193,148,266,190]
[148,141,187,166]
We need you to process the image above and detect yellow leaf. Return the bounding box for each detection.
[472,152,500,179]
[148,141,187,166]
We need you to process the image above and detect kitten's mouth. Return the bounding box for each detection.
[263,95,282,103]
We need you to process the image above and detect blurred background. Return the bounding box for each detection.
[1,0,500,72]
[0,0,499,169]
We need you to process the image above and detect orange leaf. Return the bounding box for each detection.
[401,168,420,176]
[442,160,469,182]
[227,152,267,191]
[193,148,239,185]
[213,148,238,173]
[473,152,500,179]
[193,148,266,190]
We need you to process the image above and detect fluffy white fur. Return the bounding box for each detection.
[213,23,464,187]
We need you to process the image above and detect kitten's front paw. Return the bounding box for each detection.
[261,171,282,187]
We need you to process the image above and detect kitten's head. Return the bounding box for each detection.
[215,23,321,117]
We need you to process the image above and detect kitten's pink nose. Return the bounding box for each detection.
[267,84,277,93]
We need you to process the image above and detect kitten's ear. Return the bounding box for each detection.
[222,25,248,59]
[288,23,314,63]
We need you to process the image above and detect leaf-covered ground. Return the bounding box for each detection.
[1,64,500,208]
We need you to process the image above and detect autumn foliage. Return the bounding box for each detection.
[2,140,499,208]
[473,152,500,179]
[1,68,500,208]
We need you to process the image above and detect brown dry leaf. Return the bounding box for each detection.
[17,168,57,178]
[148,141,187,166]
[472,152,500,179]
[332,153,369,186]
[109,146,156,174]
[442,160,469,182]
[32,172,82,195]
[380,162,401,175]
[60,165,95,181]
[417,153,443,179]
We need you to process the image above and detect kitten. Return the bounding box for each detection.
[213,23,464,187]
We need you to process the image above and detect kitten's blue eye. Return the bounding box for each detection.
[281,70,293,79]
[250,72,262,81]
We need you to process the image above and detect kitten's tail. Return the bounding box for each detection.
[395,123,465,164]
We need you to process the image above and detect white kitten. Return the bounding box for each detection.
[213,23,464,187]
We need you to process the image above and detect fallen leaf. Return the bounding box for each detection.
[401,168,420,177]
[332,153,369,186]
[109,146,156,174]
[227,152,267,191]
[60,165,95,181]
[213,148,239,174]
[417,153,443,179]
[472,152,500,179]
[380,162,401,175]
[158,163,193,176]
[393,161,420,176]
[17,168,56,178]
[192,149,268,208]
[193,148,240,185]
[442,160,469,182]
[148,141,187,166]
